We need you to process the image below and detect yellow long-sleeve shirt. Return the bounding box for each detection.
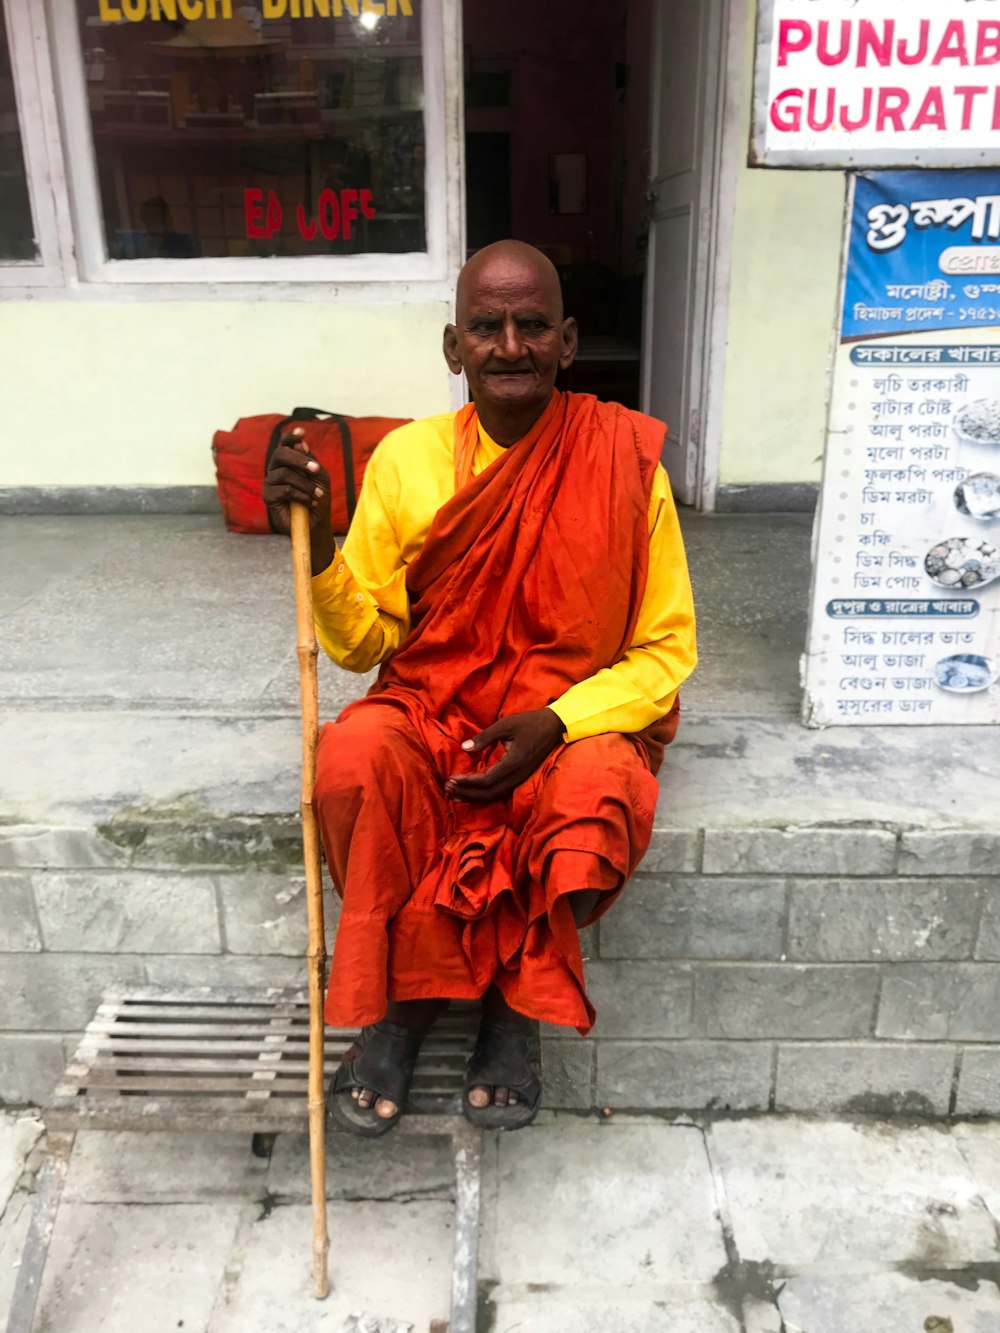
[312,411,697,743]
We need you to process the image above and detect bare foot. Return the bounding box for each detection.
[467,987,530,1109]
[349,998,447,1119]
[468,889,597,1111]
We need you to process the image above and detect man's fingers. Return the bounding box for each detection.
[461,719,510,753]
[270,442,325,476]
[457,747,521,786]
[263,466,323,503]
[447,756,526,803]
[279,428,309,453]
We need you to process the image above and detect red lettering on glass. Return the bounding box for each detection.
[244,188,266,239]
[340,189,359,240]
[284,189,376,241]
[296,204,319,242]
[243,188,282,239]
[318,189,341,240]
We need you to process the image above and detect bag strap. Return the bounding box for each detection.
[330,414,357,522]
[263,407,358,528]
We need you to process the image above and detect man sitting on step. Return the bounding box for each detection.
[263,240,697,1134]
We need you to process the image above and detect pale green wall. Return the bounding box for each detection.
[717,18,847,487]
[0,301,452,487]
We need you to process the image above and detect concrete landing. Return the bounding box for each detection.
[3,1108,1000,1332]
[1,513,995,830]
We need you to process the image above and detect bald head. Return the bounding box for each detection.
[456,240,564,324]
[443,238,577,444]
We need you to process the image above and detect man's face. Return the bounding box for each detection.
[443,253,577,417]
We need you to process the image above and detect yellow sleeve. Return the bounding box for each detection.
[311,442,411,673]
[549,465,697,742]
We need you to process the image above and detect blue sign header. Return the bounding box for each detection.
[843,169,1000,340]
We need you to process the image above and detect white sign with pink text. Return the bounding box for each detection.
[753,0,1000,167]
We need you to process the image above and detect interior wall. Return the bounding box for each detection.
[463,0,625,266]
[716,10,846,488]
[0,302,451,486]
[620,0,654,280]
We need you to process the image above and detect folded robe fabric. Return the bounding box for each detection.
[315,391,680,1033]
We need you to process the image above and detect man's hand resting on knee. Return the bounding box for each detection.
[446,708,565,803]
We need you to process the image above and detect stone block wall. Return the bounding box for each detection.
[2,817,999,1115]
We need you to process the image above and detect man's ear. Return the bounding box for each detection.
[559,316,579,371]
[443,324,463,375]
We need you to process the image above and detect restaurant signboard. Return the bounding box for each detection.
[753,1,1000,168]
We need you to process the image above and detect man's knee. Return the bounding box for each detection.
[536,732,657,822]
[314,706,424,812]
[547,733,643,790]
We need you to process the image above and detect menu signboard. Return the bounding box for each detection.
[804,169,1000,726]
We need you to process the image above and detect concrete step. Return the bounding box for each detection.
[2,708,997,1116]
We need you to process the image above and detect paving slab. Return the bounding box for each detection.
[485,1119,727,1290]
[952,1122,1000,1221]
[0,1189,32,1320]
[0,1113,42,1214]
[34,1201,243,1333]
[657,512,812,720]
[0,512,806,718]
[0,518,372,713]
[708,1119,1000,1269]
[777,1271,1000,1333]
[62,1131,269,1203]
[205,1201,452,1333]
[269,1131,454,1203]
[483,1293,741,1332]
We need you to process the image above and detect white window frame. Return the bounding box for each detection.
[0,1,70,287]
[48,0,455,289]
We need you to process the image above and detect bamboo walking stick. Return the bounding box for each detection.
[290,502,330,1300]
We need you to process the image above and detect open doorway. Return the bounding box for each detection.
[460,0,737,509]
[462,0,654,411]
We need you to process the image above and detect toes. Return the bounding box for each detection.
[375,1097,398,1119]
[357,1087,374,1109]
[510,1091,519,1104]
[494,1086,509,1108]
[467,1085,491,1109]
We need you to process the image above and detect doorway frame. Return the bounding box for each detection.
[640,0,749,511]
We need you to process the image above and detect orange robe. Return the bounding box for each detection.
[315,392,679,1033]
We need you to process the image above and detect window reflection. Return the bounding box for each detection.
[76,2,426,259]
[0,2,36,262]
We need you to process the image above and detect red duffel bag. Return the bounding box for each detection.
[212,406,411,534]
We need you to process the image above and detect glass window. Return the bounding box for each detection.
[75,1,426,261]
[0,1,37,261]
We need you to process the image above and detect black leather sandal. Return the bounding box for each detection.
[462,1016,543,1131]
[326,1020,427,1138]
